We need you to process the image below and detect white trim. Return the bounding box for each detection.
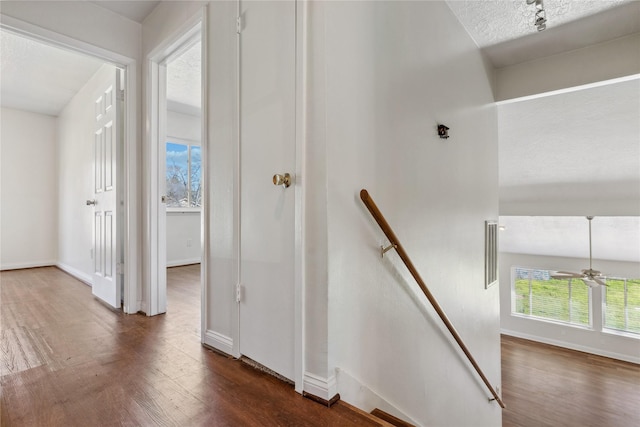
[166,258,201,268]
[293,0,307,395]
[204,330,233,356]
[0,14,131,65]
[145,57,164,316]
[167,208,201,214]
[1,14,139,316]
[496,73,640,106]
[231,0,242,360]
[165,135,201,146]
[199,4,210,347]
[0,261,57,271]
[303,372,337,401]
[501,329,640,365]
[56,263,93,286]
[145,9,205,320]
[122,62,140,315]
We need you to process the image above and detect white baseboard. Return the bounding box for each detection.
[204,330,233,356]
[501,329,640,365]
[336,368,420,427]
[56,263,93,286]
[303,372,337,401]
[0,260,56,271]
[167,258,201,268]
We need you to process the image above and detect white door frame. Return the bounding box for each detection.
[144,10,205,322]
[293,0,306,394]
[0,14,140,314]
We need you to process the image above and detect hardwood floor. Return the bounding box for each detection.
[2,266,638,426]
[501,334,640,427]
[1,266,379,426]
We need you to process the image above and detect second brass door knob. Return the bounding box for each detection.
[273,173,292,188]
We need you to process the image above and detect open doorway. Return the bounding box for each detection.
[0,28,131,311]
[163,36,203,334]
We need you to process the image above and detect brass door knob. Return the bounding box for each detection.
[273,173,292,188]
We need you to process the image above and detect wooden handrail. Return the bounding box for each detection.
[360,189,506,409]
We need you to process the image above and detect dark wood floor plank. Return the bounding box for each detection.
[501,334,640,427]
[0,266,381,427]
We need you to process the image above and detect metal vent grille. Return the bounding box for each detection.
[485,221,498,288]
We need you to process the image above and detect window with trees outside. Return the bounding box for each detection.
[166,141,201,208]
[513,267,640,335]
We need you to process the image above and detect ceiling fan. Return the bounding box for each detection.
[551,216,607,288]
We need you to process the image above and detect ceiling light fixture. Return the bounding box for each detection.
[526,0,547,31]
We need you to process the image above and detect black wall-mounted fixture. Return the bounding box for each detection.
[437,124,450,139]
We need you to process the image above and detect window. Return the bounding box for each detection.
[604,278,640,334]
[166,141,201,208]
[513,267,590,327]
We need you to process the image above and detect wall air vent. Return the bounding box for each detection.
[485,220,498,288]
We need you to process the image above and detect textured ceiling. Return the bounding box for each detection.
[0,30,105,116]
[0,29,200,117]
[166,41,201,115]
[499,216,640,263]
[447,0,639,68]
[446,0,631,48]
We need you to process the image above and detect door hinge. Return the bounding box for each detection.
[236,15,242,34]
[117,263,124,274]
[235,283,242,303]
[117,89,125,101]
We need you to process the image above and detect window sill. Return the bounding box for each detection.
[601,328,640,340]
[166,208,201,214]
[510,312,593,331]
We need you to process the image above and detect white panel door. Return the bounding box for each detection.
[91,71,122,308]
[239,0,296,380]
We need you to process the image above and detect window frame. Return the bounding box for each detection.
[511,266,640,337]
[603,276,640,335]
[511,266,592,330]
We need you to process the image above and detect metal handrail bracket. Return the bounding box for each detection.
[360,189,505,409]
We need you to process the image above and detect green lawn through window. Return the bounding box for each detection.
[605,279,640,333]
[514,274,589,326]
[513,268,640,334]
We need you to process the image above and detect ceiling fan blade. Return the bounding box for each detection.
[551,271,583,279]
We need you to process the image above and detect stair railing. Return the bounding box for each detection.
[360,189,505,409]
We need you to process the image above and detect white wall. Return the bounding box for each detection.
[500,252,640,363]
[166,211,200,267]
[310,2,501,425]
[56,64,118,283]
[0,108,58,269]
[166,109,201,267]
[167,110,200,142]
